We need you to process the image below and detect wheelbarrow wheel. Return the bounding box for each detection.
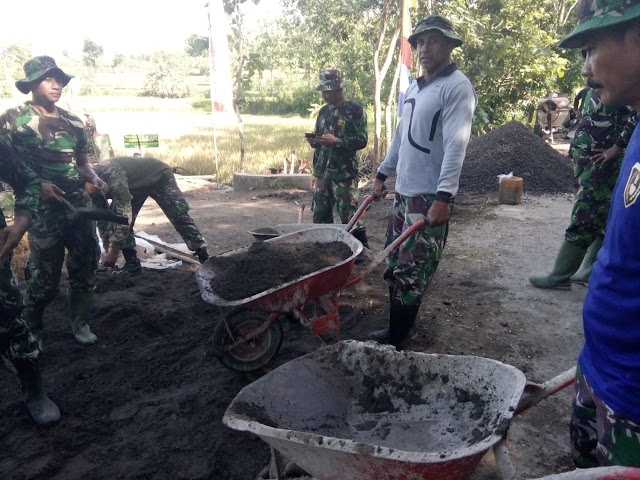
[212,309,283,372]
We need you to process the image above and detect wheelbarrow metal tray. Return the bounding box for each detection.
[223,340,527,480]
[249,223,348,241]
[196,226,362,310]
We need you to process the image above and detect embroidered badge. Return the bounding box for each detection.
[624,162,640,208]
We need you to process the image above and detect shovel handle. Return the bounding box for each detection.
[57,196,78,213]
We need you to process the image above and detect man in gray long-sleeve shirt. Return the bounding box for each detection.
[369,15,477,349]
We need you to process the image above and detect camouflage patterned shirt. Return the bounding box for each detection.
[84,113,101,164]
[570,88,637,161]
[0,102,89,189]
[0,141,41,220]
[312,100,368,181]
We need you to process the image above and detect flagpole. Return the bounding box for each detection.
[207,2,220,189]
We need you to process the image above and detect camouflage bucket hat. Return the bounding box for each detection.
[15,56,73,94]
[317,69,345,92]
[558,0,640,48]
[408,15,463,49]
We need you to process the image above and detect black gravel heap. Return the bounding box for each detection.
[459,121,574,195]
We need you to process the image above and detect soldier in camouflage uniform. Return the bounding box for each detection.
[307,69,369,251]
[0,141,61,425]
[559,0,640,467]
[369,16,477,349]
[83,112,101,164]
[91,156,209,274]
[0,56,108,347]
[529,87,636,289]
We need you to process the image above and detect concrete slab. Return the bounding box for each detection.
[233,173,313,192]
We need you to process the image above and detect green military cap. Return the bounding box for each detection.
[317,69,345,92]
[408,15,463,49]
[15,56,73,94]
[559,0,640,48]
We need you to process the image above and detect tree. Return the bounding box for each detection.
[111,54,125,72]
[143,52,191,98]
[82,38,104,94]
[185,34,209,57]
[0,44,31,98]
[372,0,400,168]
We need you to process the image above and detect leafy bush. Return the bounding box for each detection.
[242,86,320,117]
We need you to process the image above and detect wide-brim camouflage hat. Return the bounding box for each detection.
[558,0,640,48]
[408,15,463,49]
[15,56,73,94]
[317,69,345,92]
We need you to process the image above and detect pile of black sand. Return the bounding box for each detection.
[459,121,573,195]
[209,240,353,300]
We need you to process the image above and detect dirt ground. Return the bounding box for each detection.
[0,165,587,479]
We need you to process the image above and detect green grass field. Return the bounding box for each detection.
[2,96,316,184]
[0,95,375,185]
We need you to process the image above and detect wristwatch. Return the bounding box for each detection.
[335,138,343,148]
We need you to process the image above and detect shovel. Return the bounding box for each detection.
[58,197,129,225]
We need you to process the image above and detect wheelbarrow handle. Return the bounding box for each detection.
[343,216,427,288]
[345,194,376,232]
[514,366,576,415]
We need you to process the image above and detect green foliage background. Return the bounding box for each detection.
[0,0,585,179]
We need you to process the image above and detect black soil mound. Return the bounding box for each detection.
[459,121,573,195]
[209,241,353,300]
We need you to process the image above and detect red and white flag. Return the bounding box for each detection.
[398,0,417,116]
[208,0,235,115]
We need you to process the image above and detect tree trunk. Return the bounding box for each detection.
[234,1,246,172]
[372,0,400,174]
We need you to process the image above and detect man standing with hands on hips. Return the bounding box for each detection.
[369,15,477,350]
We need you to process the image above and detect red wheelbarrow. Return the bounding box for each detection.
[195,205,428,372]
[247,193,377,241]
[222,341,640,480]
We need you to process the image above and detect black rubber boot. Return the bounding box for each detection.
[351,228,369,264]
[368,286,394,343]
[368,326,390,342]
[12,358,61,425]
[195,246,209,264]
[388,303,421,350]
[113,248,142,275]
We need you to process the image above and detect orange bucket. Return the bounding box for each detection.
[499,176,523,205]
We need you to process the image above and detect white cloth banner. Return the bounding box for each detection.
[208,0,235,115]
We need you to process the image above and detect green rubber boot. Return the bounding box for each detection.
[529,241,587,290]
[571,237,603,286]
[68,289,98,345]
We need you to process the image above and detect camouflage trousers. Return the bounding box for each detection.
[122,173,206,252]
[0,216,39,362]
[24,190,99,311]
[566,157,622,248]
[312,176,363,228]
[383,193,450,307]
[570,363,640,468]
